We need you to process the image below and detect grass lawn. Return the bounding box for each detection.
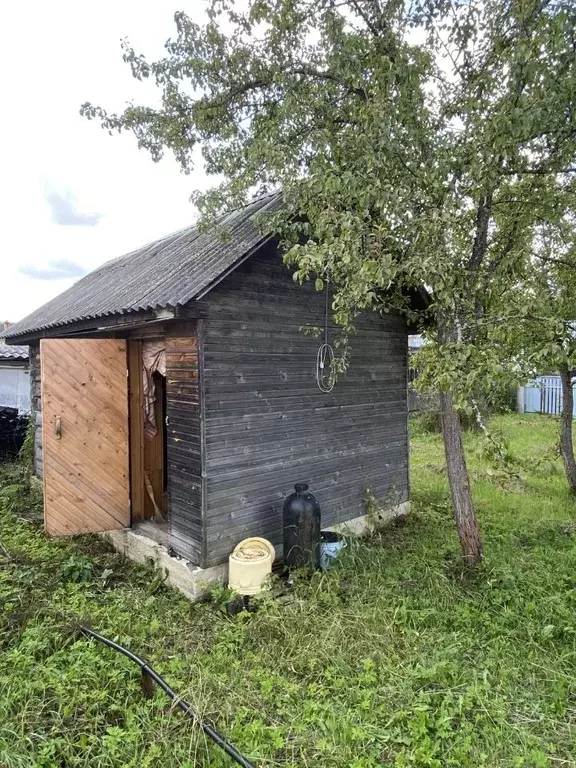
[1,414,576,767]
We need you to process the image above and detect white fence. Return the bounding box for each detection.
[518,375,576,416]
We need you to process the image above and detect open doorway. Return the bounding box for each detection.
[144,370,167,519]
[127,340,168,545]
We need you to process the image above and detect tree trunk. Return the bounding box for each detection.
[559,365,576,495]
[439,389,483,566]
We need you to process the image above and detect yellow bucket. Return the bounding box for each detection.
[228,537,275,595]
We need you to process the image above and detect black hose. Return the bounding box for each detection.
[79,625,255,768]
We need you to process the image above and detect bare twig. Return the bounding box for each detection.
[0,540,12,560]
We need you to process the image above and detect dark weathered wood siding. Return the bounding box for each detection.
[195,245,409,567]
[165,332,204,564]
[28,246,409,569]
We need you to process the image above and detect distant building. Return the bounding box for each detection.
[518,375,576,416]
[0,325,30,412]
[409,334,425,352]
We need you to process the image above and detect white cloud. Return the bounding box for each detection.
[43,186,102,227]
[19,259,89,281]
[0,1,211,322]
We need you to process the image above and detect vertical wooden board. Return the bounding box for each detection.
[165,331,204,565]
[128,340,145,523]
[41,338,130,536]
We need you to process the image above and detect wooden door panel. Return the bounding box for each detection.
[41,338,130,536]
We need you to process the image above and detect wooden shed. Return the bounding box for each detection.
[3,194,414,571]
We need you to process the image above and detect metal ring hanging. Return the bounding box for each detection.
[316,279,335,393]
[316,342,335,393]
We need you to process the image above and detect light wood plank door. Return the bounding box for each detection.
[41,338,130,536]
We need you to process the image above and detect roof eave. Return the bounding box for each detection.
[2,308,163,345]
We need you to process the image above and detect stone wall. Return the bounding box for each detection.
[29,343,43,477]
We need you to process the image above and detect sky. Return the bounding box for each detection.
[0,1,211,322]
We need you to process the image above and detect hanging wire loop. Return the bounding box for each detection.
[316,342,335,393]
[316,279,335,393]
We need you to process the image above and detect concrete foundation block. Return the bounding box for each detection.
[325,500,410,536]
[101,501,410,602]
[102,528,227,602]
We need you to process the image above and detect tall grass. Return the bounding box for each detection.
[1,415,576,767]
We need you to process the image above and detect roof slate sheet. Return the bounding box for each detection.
[3,193,282,341]
[0,345,29,360]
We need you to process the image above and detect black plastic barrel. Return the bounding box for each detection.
[283,482,321,569]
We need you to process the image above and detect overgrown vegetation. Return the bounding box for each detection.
[410,379,518,434]
[2,415,576,767]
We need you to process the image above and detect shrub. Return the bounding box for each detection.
[410,409,480,435]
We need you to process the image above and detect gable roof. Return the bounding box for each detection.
[3,193,282,342]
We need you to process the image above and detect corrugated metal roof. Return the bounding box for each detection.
[0,344,29,360]
[3,193,282,341]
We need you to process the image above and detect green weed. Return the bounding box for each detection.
[0,416,576,766]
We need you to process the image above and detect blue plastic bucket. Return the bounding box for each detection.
[320,531,346,570]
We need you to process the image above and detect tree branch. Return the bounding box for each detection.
[503,166,576,176]
[483,218,521,292]
[468,192,494,275]
[349,0,380,37]
[534,253,576,269]
[288,66,368,101]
